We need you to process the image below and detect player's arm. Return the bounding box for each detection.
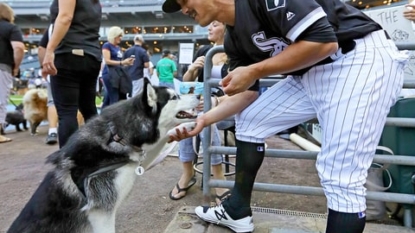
[249,0,338,79]
[201,91,258,127]
[251,16,338,79]
[169,90,258,141]
[250,42,338,80]
[223,41,337,95]
[205,51,259,124]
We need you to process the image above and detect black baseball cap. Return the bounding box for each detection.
[162,50,171,56]
[162,0,181,13]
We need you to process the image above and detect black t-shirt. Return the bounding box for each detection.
[225,0,382,77]
[39,30,48,48]
[123,45,150,80]
[193,44,213,82]
[49,0,102,61]
[0,20,23,68]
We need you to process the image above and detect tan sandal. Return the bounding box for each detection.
[0,136,12,143]
[169,177,197,200]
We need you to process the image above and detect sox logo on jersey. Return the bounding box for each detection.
[266,0,285,11]
[252,31,290,56]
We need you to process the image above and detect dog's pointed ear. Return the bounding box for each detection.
[143,78,157,109]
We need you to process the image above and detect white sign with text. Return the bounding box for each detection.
[364,5,415,80]
[178,43,194,64]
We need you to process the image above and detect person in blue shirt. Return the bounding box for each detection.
[101,26,134,108]
[123,34,149,96]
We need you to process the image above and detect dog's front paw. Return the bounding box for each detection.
[167,122,197,136]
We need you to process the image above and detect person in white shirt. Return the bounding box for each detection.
[144,50,154,80]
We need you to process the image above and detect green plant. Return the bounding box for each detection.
[8,94,103,107]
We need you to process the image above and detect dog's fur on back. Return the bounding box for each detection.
[22,89,48,135]
[7,79,199,233]
[1,104,27,135]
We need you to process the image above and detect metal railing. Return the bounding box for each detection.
[201,45,415,228]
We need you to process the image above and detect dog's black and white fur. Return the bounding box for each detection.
[1,104,27,135]
[7,78,199,233]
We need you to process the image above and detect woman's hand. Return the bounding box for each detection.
[12,68,19,77]
[188,56,205,72]
[404,5,415,21]
[42,49,57,76]
[122,57,135,66]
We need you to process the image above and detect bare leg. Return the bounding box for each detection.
[211,163,229,204]
[170,161,195,199]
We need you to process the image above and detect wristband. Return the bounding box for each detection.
[120,60,122,66]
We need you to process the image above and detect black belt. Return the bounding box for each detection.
[287,39,356,76]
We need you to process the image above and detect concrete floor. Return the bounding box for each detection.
[164,206,414,233]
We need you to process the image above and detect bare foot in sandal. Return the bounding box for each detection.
[169,177,197,200]
[0,135,12,144]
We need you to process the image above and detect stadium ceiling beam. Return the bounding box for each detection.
[13,6,163,16]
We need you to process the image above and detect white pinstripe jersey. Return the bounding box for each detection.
[224,0,383,78]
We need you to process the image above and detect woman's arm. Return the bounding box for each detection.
[102,49,134,66]
[47,0,75,53]
[182,56,205,81]
[42,0,76,76]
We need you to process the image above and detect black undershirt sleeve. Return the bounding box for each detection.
[296,18,338,43]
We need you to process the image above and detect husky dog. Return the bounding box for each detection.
[22,88,48,135]
[7,78,199,233]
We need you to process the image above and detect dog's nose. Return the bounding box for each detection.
[196,94,201,100]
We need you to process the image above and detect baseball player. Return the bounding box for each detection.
[164,0,408,232]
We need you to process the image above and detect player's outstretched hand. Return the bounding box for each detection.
[168,119,205,143]
[220,66,256,96]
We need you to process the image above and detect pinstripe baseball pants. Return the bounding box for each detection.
[235,30,408,213]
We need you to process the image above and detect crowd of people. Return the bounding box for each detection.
[1,0,415,233]
[1,0,181,147]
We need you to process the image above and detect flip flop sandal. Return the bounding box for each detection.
[0,137,12,143]
[169,177,197,201]
[215,190,231,204]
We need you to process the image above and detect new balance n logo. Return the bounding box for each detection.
[266,0,286,11]
[215,209,228,221]
[286,11,295,21]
